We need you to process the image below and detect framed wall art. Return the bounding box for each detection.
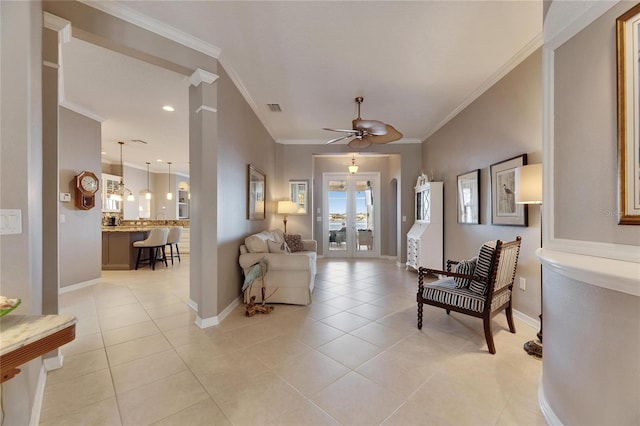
[289,180,308,214]
[457,169,480,224]
[247,164,266,220]
[490,154,528,226]
[616,3,640,224]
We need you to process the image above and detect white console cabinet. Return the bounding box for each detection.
[406,180,443,271]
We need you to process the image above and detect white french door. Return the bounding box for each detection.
[323,172,380,258]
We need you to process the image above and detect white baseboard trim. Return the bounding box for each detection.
[513,309,540,330]
[43,351,64,371]
[539,376,564,426]
[59,278,101,294]
[380,255,398,262]
[187,298,198,312]
[29,365,47,426]
[195,296,242,329]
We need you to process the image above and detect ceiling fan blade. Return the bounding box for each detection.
[352,119,387,136]
[323,127,358,134]
[325,135,351,144]
[366,124,403,144]
[348,138,373,149]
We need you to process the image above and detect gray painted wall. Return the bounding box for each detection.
[543,2,640,424]
[422,49,543,319]
[554,2,640,245]
[217,64,276,313]
[0,2,44,424]
[59,107,102,288]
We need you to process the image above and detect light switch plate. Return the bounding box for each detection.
[0,209,22,235]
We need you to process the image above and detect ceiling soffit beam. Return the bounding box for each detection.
[78,1,278,143]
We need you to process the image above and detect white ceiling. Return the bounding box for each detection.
[62,1,543,177]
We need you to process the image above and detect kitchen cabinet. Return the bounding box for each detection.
[102,173,122,212]
[178,189,189,219]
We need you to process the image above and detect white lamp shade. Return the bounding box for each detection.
[515,164,542,204]
[277,200,297,214]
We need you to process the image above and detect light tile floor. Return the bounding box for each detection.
[40,256,545,426]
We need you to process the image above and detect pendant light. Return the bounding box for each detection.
[348,155,359,174]
[166,162,173,200]
[145,162,152,200]
[111,141,134,202]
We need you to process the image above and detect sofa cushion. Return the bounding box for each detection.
[245,230,285,253]
[284,233,304,252]
[453,257,477,289]
[268,239,290,254]
[469,241,497,296]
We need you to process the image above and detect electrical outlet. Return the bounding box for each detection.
[519,277,526,291]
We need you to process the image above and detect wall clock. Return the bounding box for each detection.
[75,171,99,210]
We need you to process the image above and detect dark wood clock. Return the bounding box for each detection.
[75,171,99,210]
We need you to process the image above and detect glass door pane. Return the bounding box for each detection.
[355,179,374,252]
[328,179,348,253]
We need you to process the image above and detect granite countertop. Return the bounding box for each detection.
[0,314,77,356]
[102,226,155,233]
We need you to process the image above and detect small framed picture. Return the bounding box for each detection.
[490,154,528,226]
[457,169,480,224]
[247,164,266,220]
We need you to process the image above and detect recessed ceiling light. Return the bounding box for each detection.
[101,151,107,155]
[162,105,175,112]
[156,159,163,162]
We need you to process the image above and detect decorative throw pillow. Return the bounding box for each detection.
[267,239,290,254]
[453,257,477,289]
[284,233,304,253]
[469,241,497,295]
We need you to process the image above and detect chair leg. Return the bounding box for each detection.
[505,306,516,333]
[483,317,496,354]
[175,244,180,262]
[161,246,168,267]
[169,244,174,265]
[446,309,451,315]
[135,248,142,270]
[150,248,156,270]
[417,299,423,330]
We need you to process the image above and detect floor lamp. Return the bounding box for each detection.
[515,163,543,358]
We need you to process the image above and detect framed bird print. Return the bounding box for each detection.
[490,154,528,226]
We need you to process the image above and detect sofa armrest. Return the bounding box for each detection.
[302,239,317,253]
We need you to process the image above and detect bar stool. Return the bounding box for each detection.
[133,227,169,270]
[165,226,182,265]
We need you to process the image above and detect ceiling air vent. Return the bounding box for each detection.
[130,139,148,145]
[267,104,282,112]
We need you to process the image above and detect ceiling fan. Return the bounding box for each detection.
[323,97,403,149]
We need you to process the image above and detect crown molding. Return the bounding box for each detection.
[422,32,544,141]
[276,137,422,145]
[189,69,219,87]
[43,12,71,43]
[78,0,221,58]
[59,100,106,123]
[195,106,218,114]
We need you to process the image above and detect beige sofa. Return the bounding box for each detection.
[239,229,316,305]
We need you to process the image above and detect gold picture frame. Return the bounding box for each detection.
[617,4,640,224]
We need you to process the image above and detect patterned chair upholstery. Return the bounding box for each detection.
[417,237,522,354]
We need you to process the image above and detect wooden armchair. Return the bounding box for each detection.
[417,237,522,354]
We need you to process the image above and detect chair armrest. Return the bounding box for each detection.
[302,239,317,253]
[418,267,487,283]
